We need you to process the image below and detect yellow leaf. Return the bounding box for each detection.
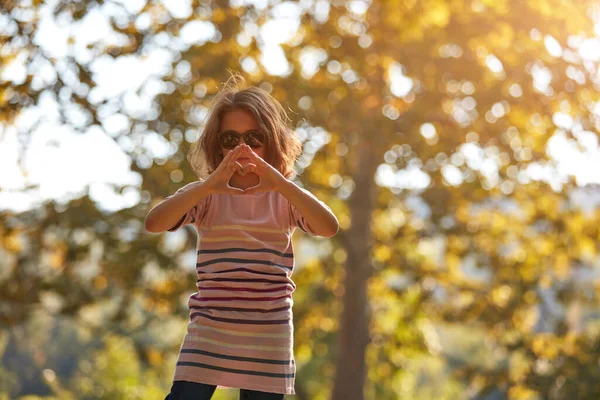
[296,343,312,365]
[373,244,392,262]
[212,8,226,23]
[154,280,176,295]
[508,385,539,399]
[562,332,578,356]
[49,245,67,270]
[446,253,461,276]
[426,1,450,27]
[578,237,595,262]
[94,275,108,290]
[5,232,22,252]
[554,251,569,278]
[146,348,163,366]
[491,284,513,308]
[532,333,559,360]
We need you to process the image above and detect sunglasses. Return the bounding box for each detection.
[217,130,265,150]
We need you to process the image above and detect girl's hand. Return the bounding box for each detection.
[239,144,288,195]
[204,145,249,195]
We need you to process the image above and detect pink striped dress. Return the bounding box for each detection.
[164,180,328,395]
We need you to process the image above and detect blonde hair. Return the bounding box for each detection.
[188,73,302,180]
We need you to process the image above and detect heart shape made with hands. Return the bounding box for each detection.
[232,160,263,193]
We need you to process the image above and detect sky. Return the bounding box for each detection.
[1,0,600,213]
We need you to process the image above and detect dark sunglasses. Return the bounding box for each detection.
[217,130,265,150]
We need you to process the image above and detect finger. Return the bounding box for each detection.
[227,185,245,194]
[216,150,231,170]
[225,146,240,162]
[219,148,239,174]
[244,187,264,195]
[243,144,257,158]
[224,151,243,177]
[226,146,243,169]
[252,166,264,176]
[238,145,253,161]
[237,161,248,176]
[221,154,239,180]
[239,163,255,177]
[242,182,263,195]
[245,144,261,157]
[226,145,243,164]
[228,160,242,179]
[248,150,266,167]
[243,148,262,167]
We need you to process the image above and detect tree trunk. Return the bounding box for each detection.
[331,142,376,400]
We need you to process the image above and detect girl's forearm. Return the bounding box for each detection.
[278,180,339,237]
[144,180,213,233]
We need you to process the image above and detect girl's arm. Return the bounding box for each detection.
[279,180,339,237]
[144,180,212,233]
[235,143,338,237]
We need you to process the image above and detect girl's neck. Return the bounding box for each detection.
[229,172,260,190]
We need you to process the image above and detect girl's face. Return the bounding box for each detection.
[219,108,266,164]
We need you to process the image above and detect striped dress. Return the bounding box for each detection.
[164,181,328,395]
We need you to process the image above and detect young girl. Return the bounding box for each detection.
[145,75,339,400]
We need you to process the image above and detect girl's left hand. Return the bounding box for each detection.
[240,144,287,194]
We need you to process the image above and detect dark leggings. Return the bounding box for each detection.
[165,380,285,400]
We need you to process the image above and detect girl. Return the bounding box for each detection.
[145,75,339,400]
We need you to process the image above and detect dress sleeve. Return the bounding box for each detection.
[163,181,211,232]
[288,187,332,236]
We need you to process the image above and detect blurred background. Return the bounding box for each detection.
[2,0,600,399]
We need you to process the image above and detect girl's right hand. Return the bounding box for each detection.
[204,145,250,195]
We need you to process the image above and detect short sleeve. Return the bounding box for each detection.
[163,181,211,232]
[288,187,332,235]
